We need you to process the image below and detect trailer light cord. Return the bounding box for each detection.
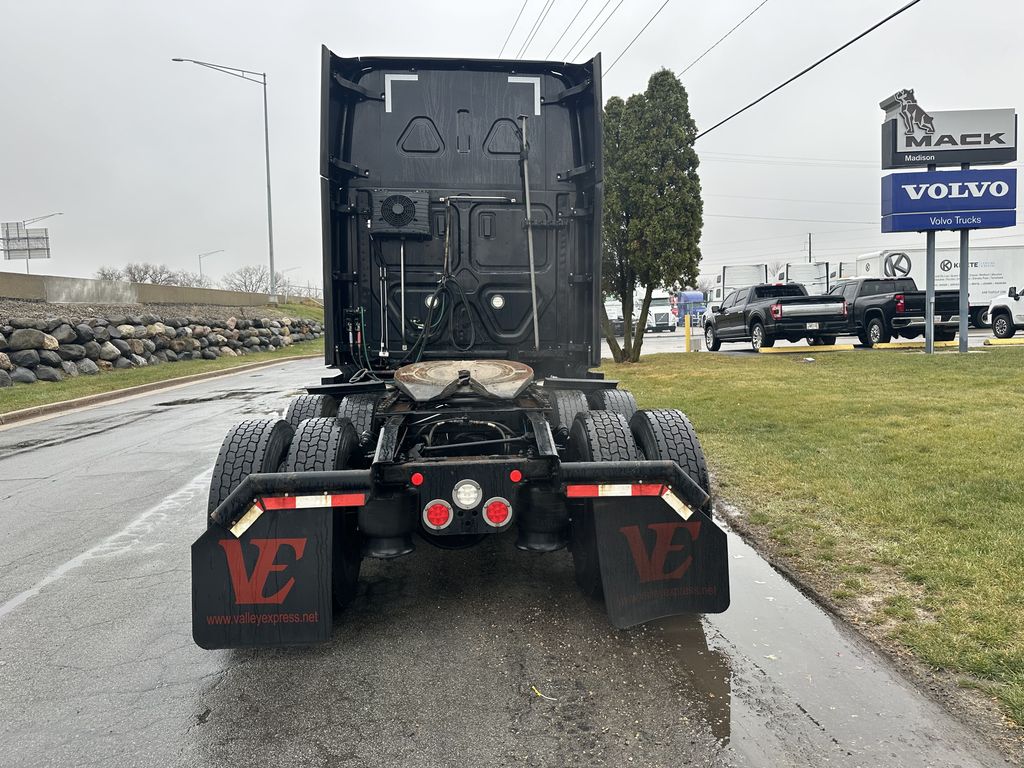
[695,0,925,141]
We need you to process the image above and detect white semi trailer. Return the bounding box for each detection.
[773,262,831,294]
[856,246,1024,326]
[708,264,769,303]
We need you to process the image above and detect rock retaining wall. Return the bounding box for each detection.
[0,312,322,388]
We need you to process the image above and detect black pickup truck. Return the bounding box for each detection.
[828,277,960,347]
[703,283,848,352]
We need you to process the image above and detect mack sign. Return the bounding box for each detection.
[881,168,1017,233]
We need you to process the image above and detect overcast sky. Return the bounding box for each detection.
[1,0,1022,289]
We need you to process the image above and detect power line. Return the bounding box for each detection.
[706,192,876,206]
[706,214,877,225]
[702,226,877,249]
[499,0,530,57]
[605,0,674,75]
[695,0,926,141]
[517,0,557,59]
[563,0,613,59]
[568,0,624,60]
[518,0,559,59]
[681,0,770,76]
[545,0,591,58]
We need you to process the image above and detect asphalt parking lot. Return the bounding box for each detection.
[601,327,995,358]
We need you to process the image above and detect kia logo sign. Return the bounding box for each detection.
[884,252,912,277]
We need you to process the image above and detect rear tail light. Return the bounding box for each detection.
[895,294,905,313]
[482,497,512,527]
[423,500,453,530]
[770,303,782,320]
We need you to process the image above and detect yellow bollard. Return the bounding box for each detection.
[684,314,691,353]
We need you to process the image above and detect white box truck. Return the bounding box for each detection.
[856,246,1024,326]
[773,262,831,294]
[708,264,769,303]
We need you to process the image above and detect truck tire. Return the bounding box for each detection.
[284,417,358,472]
[992,311,1015,338]
[207,419,294,519]
[548,389,589,437]
[866,316,890,346]
[629,409,711,511]
[283,417,362,609]
[935,329,957,342]
[283,394,337,431]
[338,393,380,445]
[751,322,774,352]
[587,388,638,420]
[568,411,642,598]
[818,335,837,346]
[971,307,989,328]
[704,323,721,351]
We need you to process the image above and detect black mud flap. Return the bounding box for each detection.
[192,507,333,650]
[593,497,730,628]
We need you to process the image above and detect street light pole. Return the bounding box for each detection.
[172,58,277,303]
[197,249,225,282]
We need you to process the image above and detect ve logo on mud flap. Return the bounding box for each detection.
[219,538,307,605]
[619,522,701,583]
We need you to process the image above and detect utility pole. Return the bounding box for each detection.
[807,232,812,263]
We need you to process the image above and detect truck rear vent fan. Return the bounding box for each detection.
[371,190,432,238]
[382,195,416,227]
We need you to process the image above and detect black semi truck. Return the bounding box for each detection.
[192,48,730,649]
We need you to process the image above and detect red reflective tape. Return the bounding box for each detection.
[260,496,297,510]
[329,492,367,507]
[631,483,666,496]
[566,484,600,498]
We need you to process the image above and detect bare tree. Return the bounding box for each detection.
[95,266,125,282]
[767,259,786,280]
[220,264,286,294]
[172,270,212,288]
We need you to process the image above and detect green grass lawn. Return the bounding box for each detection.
[604,349,1024,725]
[275,302,324,323]
[1,338,324,416]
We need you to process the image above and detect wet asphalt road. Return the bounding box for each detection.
[0,358,1012,767]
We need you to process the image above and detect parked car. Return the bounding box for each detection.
[829,277,960,347]
[988,286,1024,338]
[703,283,848,352]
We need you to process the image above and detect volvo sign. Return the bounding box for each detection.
[881,169,1017,233]
[880,90,1017,169]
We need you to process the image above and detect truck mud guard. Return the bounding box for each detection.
[560,460,730,627]
[192,470,371,650]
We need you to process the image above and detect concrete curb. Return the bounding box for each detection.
[0,354,321,427]
[873,340,959,349]
[758,344,856,354]
[983,338,1024,346]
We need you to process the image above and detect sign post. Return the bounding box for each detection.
[880,91,1017,354]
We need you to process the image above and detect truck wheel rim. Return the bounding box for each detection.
[705,327,713,346]
[753,327,762,348]
[995,317,1007,335]
[870,324,880,342]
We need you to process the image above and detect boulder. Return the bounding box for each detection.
[38,317,65,332]
[113,357,132,369]
[164,350,178,362]
[201,349,218,360]
[0,332,7,351]
[147,354,160,365]
[126,314,143,325]
[51,324,77,344]
[133,325,146,338]
[38,350,63,367]
[57,344,87,361]
[219,347,237,357]
[83,341,102,360]
[75,324,95,343]
[129,354,148,367]
[10,349,40,368]
[34,365,63,382]
[0,352,10,371]
[97,359,113,371]
[145,322,167,337]
[11,366,36,384]
[106,324,122,340]
[0,370,10,388]
[142,338,156,354]
[226,317,237,330]
[9,329,58,352]
[178,351,192,361]
[141,313,160,325]
[106,314,127,326]
[76,359,100,375]
[127,339,145,356]
[98,341,121,361]
[169,339,187,354]
[92,325,110,342]
[199,337,209,349]
[116,324,136,339]
[154,350,169,362]
[61,361,80,378]
[270,336,284,347]
[9,317,37,329]
[111,339,131,356]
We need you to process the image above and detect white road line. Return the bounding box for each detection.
[0,469,212,622]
